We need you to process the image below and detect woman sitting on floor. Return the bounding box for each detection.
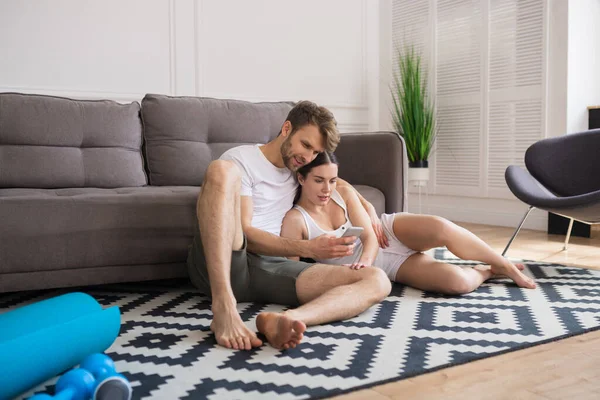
[280,152,536,294]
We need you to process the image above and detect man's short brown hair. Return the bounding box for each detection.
[283,100,340,152]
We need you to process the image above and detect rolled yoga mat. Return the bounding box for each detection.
[0,292,121,400]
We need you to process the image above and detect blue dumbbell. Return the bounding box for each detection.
[29,354,131,400]
[80,354,131,400]
[29,368,95,400]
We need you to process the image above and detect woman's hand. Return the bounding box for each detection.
[343,258,373,270]
[367,205,389,249]
[343,262,368,270]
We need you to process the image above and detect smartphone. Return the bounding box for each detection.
[341,226,364,238]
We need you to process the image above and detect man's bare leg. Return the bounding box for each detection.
[256,266,391,349]
[392,214,536,289]
[197,160,262,350]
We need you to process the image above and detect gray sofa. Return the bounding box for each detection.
[0,92,408,293]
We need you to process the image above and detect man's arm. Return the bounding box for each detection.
[240,196,356,259]
[240,196,305,257]
[337,178,390,248]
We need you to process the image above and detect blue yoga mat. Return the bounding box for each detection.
[0,292,121,400]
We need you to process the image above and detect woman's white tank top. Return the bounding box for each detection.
[293,190,363,265]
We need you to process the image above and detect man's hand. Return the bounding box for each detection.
[308,235,356,260]
[367,205,389,248]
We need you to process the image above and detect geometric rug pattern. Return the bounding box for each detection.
[4,248,600,400]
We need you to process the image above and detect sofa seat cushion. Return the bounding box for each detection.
[0,186,199,274]
[0,184,384,275]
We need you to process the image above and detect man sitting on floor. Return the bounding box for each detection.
[187,100,392,350]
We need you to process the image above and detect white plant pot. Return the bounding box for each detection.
[408,167,429,187]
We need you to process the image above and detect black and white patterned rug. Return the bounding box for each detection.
[4,248,600,400]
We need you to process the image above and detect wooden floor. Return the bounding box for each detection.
[334,222,600,400]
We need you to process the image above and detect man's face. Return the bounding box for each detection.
[280,124,325,172]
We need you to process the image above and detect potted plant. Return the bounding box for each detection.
[391,45,436,187]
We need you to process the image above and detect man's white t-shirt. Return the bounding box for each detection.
[219,144,298,236]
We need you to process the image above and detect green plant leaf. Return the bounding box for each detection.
[390,44,437,163]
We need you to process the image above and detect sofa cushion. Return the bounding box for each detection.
[0,186,198,274]
[0,93,146,188]
[353,185,385,216]
[0,184,383,275]
[141,94,293,186]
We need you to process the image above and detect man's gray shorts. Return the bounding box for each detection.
[186,229,314,307]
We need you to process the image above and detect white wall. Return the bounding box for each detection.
[0,0,382,133]
[377,0,395,132]
[567,0,600,134]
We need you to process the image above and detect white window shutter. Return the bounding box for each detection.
[488,100,543,190]
[436,0,482,96]
[436,104,482,187]
[391,0,546,199]
[391,0,430,55]
[487,0,545,197]
[434,0,483,194]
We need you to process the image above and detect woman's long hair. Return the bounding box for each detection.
[294,152,338,204]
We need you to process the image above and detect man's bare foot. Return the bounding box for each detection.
[256,312,306,350]
[211,302,263,350]
[490,260,536,289]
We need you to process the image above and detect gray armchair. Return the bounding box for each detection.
[503,128,600,256]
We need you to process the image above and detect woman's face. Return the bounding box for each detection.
[299,163,339,206]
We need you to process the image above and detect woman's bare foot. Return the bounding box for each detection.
[515,263,525,271]
[211,302,263,350]
[256,312,306,350]
[490,261,536,289]
[487,262,525,276]
[484,263,524,282]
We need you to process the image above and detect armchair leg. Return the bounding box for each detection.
[564,218,574,250]
[502,206,535,257]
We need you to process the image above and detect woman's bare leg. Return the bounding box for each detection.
[395,253,493,294]
[391,214,535,289]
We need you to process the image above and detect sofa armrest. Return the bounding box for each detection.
[335,131,408,213]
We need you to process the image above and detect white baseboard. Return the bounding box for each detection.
[406,194,548,231]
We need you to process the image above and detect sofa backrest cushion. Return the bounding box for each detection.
[0,93,146,188]
[141,94,293,186]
